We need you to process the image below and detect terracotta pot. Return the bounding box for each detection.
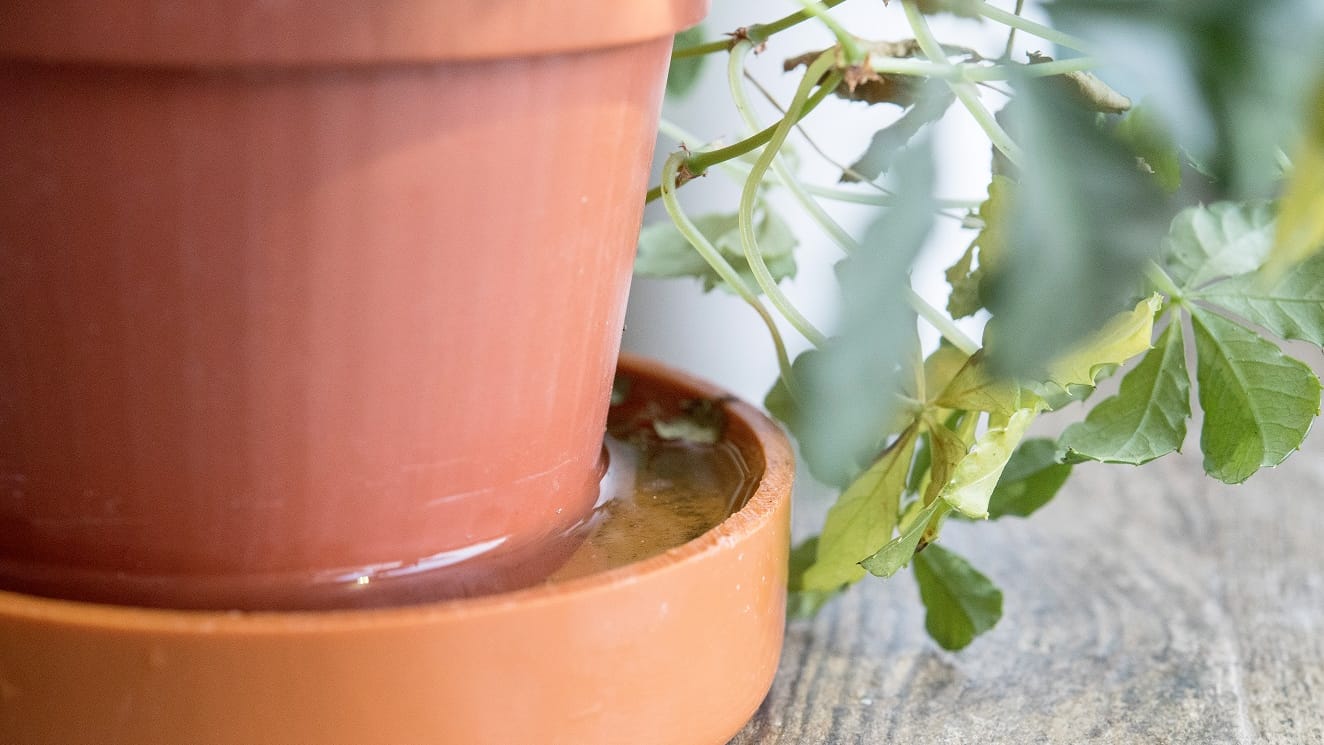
[0,354,794,745]
[0,0,706,609]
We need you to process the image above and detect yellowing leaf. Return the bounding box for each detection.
[923,344,971,404]
[1045,294,1161,390]
[1265,79,1324,278]
[801,427,919,591]
[939,408,1037,518]
[936,350,1026,417]
[923,417,969,506]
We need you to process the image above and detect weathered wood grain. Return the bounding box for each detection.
[732,432,1324,744]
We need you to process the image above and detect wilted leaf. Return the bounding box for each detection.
[785,39,926,107]
[1045,294,1161,392]
[923,417,969,505]
[635,205,797,294]
[801,427,918,591]
[1197,253,1324,347]
[1027,51,1132,114]
[844,82,955,182]
[861,497,951,578]
[1059,321,1191,465]
[939,408,1036,518]
[986,438,1073,519]
[945,176,1012,319]
[1160,201,1276,291]
[1190,307,1321,484]
[986,79,1169,377]
[913,544,1003,650]
[666,25,707,99]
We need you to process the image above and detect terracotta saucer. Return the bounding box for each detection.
[0,354,794,745]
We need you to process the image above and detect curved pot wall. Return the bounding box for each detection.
[0,1,707,609]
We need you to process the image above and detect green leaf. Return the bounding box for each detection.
[944,176,1012,319]
[1190,307,1321,484]
[986,438,1073,519]
[1043,294,1162,392]
[1160,201,1276,292]
[935,350,1026,418]
[1197,253,1324,347]
[913,544,1003,651]
[939,408,1037,519]
[787,537,843,619]
[792,139,935,488]
[860,497,951,578]
[1050,0,1324,198]
[635,205,797,294]
[1113,102,1182,192]
[665,26,707,99]
[923,419,968,506]
[1265,78,1324,276]
[1059,322,1191,466]
[801,427,918,592]
[843,82,955,182]
[987,78,1169,377]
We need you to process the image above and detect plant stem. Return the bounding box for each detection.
[794,0,865,62]
[731,43,833,347]
[902,1,1025,168]
[1002,0,1026,59]
[976,1,1095,54]
[659,153,798,386]
[645,71,838,204]
[670,0,851,60]
[960,56,1099,82]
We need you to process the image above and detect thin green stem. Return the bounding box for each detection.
[725,42,981,355]
[794,0,865,62]
[659,153,798,386]
[669,0,851,60]
[902,0,1025,168]
[976,1,1095,54]
[1144,260,1184,301]
[1002,0,1026,59]
[645,66,838,204]
[731,42,832,347]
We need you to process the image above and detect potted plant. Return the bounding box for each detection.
[0,2,803,744]
[636,0,1324,651]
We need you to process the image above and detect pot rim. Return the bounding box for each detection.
[0,353,793,632]
[0,0,710,67]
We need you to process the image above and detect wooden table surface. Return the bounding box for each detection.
[731,429,1324,744]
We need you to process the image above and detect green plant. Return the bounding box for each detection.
[638,0,1324,650]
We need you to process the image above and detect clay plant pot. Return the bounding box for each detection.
[0,0,707,609]
[0,354,795,745]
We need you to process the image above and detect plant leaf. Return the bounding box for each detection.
[935,351,1025,418]
[923,418,969,506]
[1265,78,1324,277]
[801,427,919,591]
[1160,201,1276,292]
[635,206,797,294]
[945,176,1012,319]
[1197,253,1324,347]
[913,544,1003,651]
[787,537,844,619]
[1190,307,1321,484]
[843,82,955,182]
[1027,52,1131,114]
[860,497,951,578]
[1044,294,1162,392]
[986,78,1169,377]
[666,25,707,99]
[1059,321,1191,465]
[791,139,934,488]
[986,438,1073,519]
[939,408,1036,519]
[1113,102,1182,192]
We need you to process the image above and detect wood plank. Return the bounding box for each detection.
[732,432,1324,744]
